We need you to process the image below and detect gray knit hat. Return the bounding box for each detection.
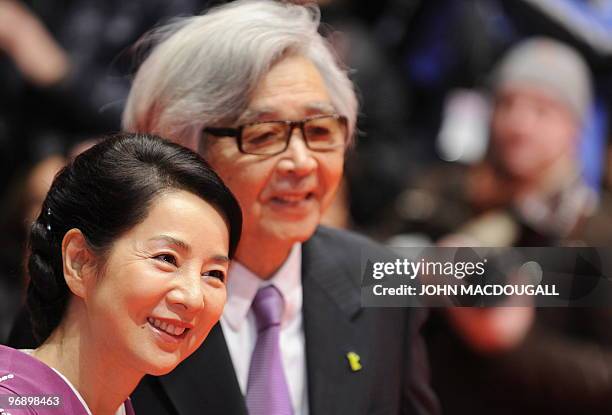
[492,37,593,123]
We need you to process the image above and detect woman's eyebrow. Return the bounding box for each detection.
[148,235,191,253]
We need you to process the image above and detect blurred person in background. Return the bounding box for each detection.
[1,138,99,346]
[454,37,604,246]
[425,38,612,415]
[0,154,66,344]
[122,1,438,414]
[0,0,210,202]
[367,0,612,243]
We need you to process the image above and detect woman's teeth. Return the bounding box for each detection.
[147,317,186,336]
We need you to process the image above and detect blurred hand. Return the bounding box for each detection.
[448,306,535,353]
[0,0,69,86]
[439,234,535,353]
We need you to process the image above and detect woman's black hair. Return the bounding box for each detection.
[27,132,242,343]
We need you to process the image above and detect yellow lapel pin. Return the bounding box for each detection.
[346,351,362,372]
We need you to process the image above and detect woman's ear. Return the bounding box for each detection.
[62,228,96,299]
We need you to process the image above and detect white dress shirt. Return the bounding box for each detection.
[220,243,309,415]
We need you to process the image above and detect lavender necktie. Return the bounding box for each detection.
[246,285,294,415]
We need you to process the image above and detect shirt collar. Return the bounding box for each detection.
[222,243,302,331]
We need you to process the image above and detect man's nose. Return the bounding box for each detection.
[506,101,538,133]
[277,127,317,176]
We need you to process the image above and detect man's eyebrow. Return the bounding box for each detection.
[238,102,336,124]
[304,102,336,113]
[211,255,230,265]
[237,108,277,124]
[148,235,191,253]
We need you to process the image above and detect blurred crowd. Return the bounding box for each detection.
[2,0,612,413]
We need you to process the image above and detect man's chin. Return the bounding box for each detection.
[267,219,319,244]
[498,159,541,181]
[506,167,542,183]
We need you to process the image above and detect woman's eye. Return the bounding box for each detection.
[203,270,226,282]
[154,254,178,266]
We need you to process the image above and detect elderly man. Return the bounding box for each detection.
[122,1,437,415]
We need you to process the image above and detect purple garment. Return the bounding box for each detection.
[246,286,293,415]
[0,345,135,415]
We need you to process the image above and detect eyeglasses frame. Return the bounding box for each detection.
[202,113,348,156]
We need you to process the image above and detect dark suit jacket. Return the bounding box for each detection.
[131,226,439,415]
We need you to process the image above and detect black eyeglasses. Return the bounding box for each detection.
[203,114,348,156]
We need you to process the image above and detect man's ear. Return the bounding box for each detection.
[62,228,97,299]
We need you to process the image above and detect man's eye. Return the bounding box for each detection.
[203,270,226,282]
[305,126,331,140]
[245,132,278,146]
[154,254,178,266]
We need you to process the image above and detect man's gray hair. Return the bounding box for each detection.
[122,0,358,147]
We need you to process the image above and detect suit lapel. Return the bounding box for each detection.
[159,323,248,415]
[302,229,369,415]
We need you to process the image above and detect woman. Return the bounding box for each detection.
[0,133,242,414]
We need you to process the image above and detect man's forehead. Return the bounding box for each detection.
[238,102,336,124]
[496,84,569,108]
